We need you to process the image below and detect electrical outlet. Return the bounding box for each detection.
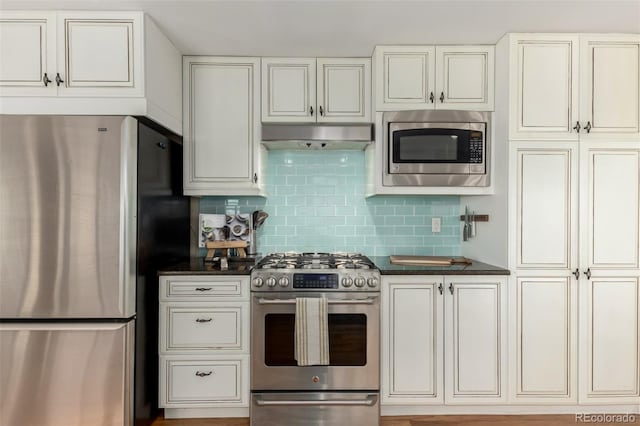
[431,217,441,233]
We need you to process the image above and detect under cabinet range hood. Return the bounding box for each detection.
[261,123,374,150]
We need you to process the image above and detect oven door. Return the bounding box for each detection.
[251,292,379,391]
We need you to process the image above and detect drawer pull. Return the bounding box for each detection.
[195,287,213,292]
[195,318,213,323]
[195,370,213,377]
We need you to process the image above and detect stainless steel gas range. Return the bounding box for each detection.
[250,252,380,426]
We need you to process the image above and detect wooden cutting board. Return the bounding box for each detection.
[389,255,472,266]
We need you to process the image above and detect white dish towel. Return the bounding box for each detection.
[294,297,329,366]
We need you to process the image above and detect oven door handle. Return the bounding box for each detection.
[254,394,378,407]
[256,297,378,305]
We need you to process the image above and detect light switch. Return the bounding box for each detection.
[431,217,441,233]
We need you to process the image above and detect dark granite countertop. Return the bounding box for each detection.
[370,256,510,275]
[159,256,509,276]
[159,257,256,276]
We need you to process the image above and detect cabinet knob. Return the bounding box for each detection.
[319,105,324,116]
[309,106,314,116]
[583,268,591,280]
[585,121,592,133]
[55,73,64,87]
[440,92,445,103]
[572,268,580,280]
[438,283,443,295]
[253,173,258,184]
[429,92,435,103]
[42,73,52,87]
[449,283,454,295]
[195,318,213,323]
[195,371,213,377]
[573,121,581,133]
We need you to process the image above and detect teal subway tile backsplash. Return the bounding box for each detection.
[199,150,461,256]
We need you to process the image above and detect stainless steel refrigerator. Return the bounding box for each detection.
[0,115,190,426]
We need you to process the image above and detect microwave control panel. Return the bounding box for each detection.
[469,131,484,163]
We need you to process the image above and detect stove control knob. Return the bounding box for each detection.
[342,277,353,287]
[367,277,379,288]
[266,277,277,287]
[354,277,366,287]
[252,277,264,287]
[278,277,289,287]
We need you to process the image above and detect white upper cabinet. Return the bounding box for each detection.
[374,46,436,110]
[435,46,494,110]
[510,33,640,140]
[510,35,580,140]
[316,58,371,122]
[0,11,182,134]
[262,57,371,123]
[580,36,640,138]
[0,11,142,97]
[0,12,56,95]
[58,13,141,96]
[183,56,262,196]
[374,45,494,111]
[262,58,316,122]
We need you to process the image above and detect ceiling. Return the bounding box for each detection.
[2,0,639,56]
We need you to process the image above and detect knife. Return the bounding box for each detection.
[463,206,469,241]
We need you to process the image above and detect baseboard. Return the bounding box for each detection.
[381,404,640,416]
[163,407,249,419]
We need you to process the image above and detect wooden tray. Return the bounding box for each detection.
[389,255,472,266]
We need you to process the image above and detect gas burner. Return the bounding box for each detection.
[259,262,294,269]
[336,261,371,270]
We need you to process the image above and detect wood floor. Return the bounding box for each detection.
[150,414,626,426]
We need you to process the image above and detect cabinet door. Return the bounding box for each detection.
[513,143,578,270]
[579,277,640,404]
[183,57,261,196]
[435,46,494,111]
[511,276,577,402]
[262,58,316,122]
[444,276,506,403]
[581,143,640,270]
[381,276,443,405]
[511,35,580,140]
[374,46,436,111]
[580,35,640,139]
[316,58,371,123]
[57,12,143,97]
[0,12,56,96]
[159,355,249,408]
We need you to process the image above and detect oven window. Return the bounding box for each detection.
[264,314,367,366]
[392,129,471,163]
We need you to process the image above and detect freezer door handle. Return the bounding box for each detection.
[254,394,378,407]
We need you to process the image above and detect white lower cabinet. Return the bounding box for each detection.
[159,275,250,418]
[382,275,507,409]
[510,276,578,403]
[579,276,640,404]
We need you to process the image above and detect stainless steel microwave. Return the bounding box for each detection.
[383,110,490,187]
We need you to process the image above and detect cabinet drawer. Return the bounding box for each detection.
[160,275,249,301]
[159,355,249,408]
[160,303,249,352]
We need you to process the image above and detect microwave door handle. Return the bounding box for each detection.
[256,297,377,305]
